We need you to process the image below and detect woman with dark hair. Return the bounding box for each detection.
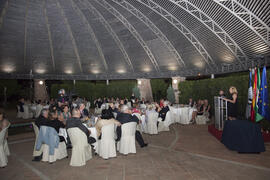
[223,86,238,120]
[61,105,71,124]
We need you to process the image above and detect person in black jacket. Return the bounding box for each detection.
[66,108,96,144]
[116,105,147,148]
[158,101,170,121]
[35,109,50,129]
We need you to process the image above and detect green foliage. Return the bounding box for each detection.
[132,86,140,99]
[50,80,136,103]
[0,80,21,98]
[167,85,175,103]
[151,79,170,101]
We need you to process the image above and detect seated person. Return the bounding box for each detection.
[61,105,71,125]
[188,98,194,107]
[159,99,164,108]
[203,99,211,118]
[45,110,65,142]
[116,105,148,148]
[132,103,141,114]
[95,111,121,139]
[158,101,170,121]
[101,104,115,120]
[78,103,89,121]
[35,109,50,129]
[18,98,25,112]
[66,108,96,145]
[196,100,204,116]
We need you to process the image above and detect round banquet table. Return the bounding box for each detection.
[169,106,196,124]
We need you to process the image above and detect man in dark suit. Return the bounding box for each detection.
[66,108,95,144]
[116,105,147,148]
[158,101,170,121]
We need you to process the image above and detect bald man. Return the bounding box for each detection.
[66,108,95,144]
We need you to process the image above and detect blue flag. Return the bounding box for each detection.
[258,66,270,121]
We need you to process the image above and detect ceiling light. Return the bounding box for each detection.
[65,69,73,74]
[2,64,15,73]
[117,69,126,74]
[36,68,46,74]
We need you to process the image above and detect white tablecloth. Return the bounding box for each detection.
[83,125,98,152]
[59,128,68,142]
[170,106,196,124]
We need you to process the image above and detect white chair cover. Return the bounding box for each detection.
[67,128,92,166]
[133,113,142,134]
[147,112,158,135]
[32,122,44,157]
[16,105,23,118]
[95,108,102,115]
[85,102,91,112]
[195,115,208,125]
[170,106,182,123]
[163,111,173,127]
[158,112,171,132]
[97,124,116,159]
[0,124,10,167]
[41,141,67,163]
[35,104,43,118]
[117,122,137,155]
[22,105,33,119]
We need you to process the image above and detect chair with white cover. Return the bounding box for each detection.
[32,122,44,157]
[37,126,67,163]
[0,124,10,167]
[97,124,116,159]
[147,112,158,135]
[16,105,23,118]
[133,113,142,134]
[22,105,33,119]
[195,115,208,125]
[117,122,137,155]
[42,141,67,163]
[35,104,43,118]
[158,111,171,132]
[67,128,92,166]
[85,102,91,112]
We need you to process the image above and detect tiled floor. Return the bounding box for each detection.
[1,124,270,180]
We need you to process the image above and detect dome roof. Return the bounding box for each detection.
[0,0,269,80]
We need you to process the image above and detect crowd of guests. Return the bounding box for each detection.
[32,90,155,161]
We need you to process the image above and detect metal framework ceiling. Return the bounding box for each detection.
[0,0,269,80]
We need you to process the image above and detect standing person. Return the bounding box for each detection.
[219,90,226,98]
[224,86,238,120]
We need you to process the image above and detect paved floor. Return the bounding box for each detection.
[1,124,270,180]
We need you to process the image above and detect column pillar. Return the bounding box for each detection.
[172,76,186,104]
[137,79,153,102]
[34,79,48,102]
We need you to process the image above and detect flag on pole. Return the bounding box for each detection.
[257,66,270,121]
[251,68,257,122]
[255,68,261,122]
[245,70,253,119]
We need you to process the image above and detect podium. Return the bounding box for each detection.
[214,96,228,130]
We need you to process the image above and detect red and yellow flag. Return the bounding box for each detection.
[251,68,257,122]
